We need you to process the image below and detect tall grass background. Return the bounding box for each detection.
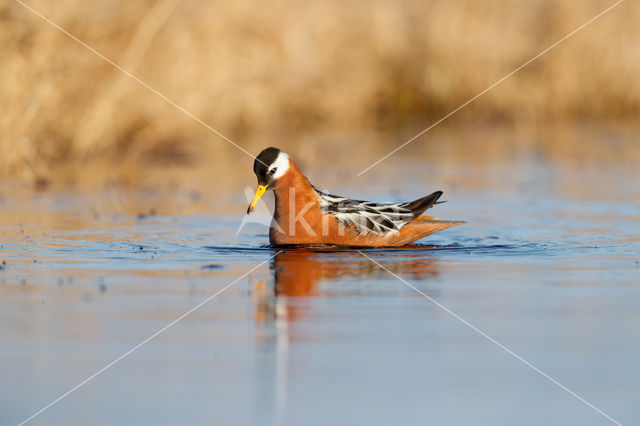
[1,0,638,185]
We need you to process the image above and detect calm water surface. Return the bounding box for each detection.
[1,158,639,426]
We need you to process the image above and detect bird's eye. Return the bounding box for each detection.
[269,167,277,175]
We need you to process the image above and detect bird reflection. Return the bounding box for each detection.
[253,248,441,324]
[251,248,441,425]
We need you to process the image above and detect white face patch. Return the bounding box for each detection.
[269,152,290,180]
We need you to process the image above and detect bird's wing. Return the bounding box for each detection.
[316,191,416,235]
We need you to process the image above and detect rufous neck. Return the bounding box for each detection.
[272,160,315,208]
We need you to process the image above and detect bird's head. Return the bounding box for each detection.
[247,147,290,214]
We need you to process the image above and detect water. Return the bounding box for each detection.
[1,158,639,426]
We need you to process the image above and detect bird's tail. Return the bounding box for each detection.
[394,217,465,245]
[401,191,444,218]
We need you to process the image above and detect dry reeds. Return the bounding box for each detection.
[1,0,638,183]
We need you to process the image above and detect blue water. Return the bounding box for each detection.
[1,160,639,426]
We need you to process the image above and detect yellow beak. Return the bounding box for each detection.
[247,185,268,214]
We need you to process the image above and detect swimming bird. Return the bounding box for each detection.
[247,147,463,247]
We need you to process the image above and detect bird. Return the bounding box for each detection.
[246,147,464,247]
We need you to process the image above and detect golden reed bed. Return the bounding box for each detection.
[1,0,638,184]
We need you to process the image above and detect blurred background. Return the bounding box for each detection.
[1,0,638,188]
[3,3,640,425]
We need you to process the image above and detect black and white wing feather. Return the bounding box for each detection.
[314,188,443,236]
